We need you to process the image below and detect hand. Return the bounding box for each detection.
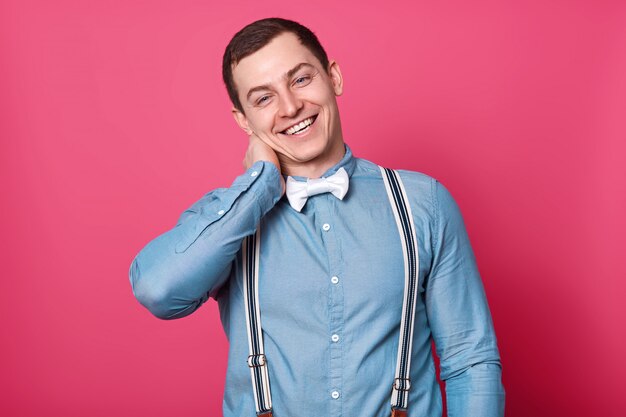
[243,133,285,196]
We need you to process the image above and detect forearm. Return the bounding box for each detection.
[129,161,283,319]
[445,362,505,417]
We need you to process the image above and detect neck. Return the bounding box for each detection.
[280,139,346,179]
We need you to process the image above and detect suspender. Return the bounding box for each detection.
[241,167,419,417]
[242,228,273,417]
[380,167,420,416]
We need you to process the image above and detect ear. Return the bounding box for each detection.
[232,107,252,135]
[327,60,344,96]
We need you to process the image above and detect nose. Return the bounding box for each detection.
[278,89,303,118]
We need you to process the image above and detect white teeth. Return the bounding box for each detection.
[285,117,314,135]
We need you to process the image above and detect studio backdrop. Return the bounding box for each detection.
[1,1,625,416]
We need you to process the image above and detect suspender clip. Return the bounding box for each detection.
[247,354,267,368]
[390,407,408,417]
[393,377,411,391]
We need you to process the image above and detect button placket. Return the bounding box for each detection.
[318,198,344,415]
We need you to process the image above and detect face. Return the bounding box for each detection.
[231,32,344,174]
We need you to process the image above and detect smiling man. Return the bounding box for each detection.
[129,17,505,417]
[229,30,345,181]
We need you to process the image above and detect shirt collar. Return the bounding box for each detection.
[282,143,356,183]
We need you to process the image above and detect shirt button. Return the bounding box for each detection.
[331,276,339,284]
[331,334,340,343]
[251,171,258,177]
[331,390,340,399]
[322,223,331,231]
[217,209,225,215]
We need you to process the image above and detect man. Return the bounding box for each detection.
[129,17,505,417]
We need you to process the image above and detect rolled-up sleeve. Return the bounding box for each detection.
[129,161,283,320]
[425,179,505,417]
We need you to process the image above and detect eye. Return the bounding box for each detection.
[256,95,271,106]
[293,75,312,87]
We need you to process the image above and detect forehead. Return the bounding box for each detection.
[232,32,322,92]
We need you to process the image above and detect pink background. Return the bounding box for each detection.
[2,0,625,416]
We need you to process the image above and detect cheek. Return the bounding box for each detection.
[247,113,273,132]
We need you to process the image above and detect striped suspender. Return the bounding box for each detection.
[242,226,273,417]
[241,167,419,417]
[380,167,420,416]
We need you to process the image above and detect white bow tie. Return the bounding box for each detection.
[285,167,350,212]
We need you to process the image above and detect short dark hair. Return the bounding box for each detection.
[222,17,330,113]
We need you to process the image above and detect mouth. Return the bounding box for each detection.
[280,114,318,136]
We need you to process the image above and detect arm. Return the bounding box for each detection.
[425,179,505,417]
[128,136,284,320]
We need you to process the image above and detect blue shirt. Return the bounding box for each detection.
[129,144,505,417]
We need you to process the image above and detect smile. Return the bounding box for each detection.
[281,115,318,135]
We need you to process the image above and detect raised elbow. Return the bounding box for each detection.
[129,257,179,320]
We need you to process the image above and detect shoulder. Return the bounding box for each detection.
[393,168,462,224]
[356,156,437,199]
[353,156,442,217]
[354,156,435,186]
[384,166,469,252]
[356,156,463,219]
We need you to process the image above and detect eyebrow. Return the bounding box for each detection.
[245,62,315,102]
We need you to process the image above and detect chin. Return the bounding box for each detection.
[285,140,330,162]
